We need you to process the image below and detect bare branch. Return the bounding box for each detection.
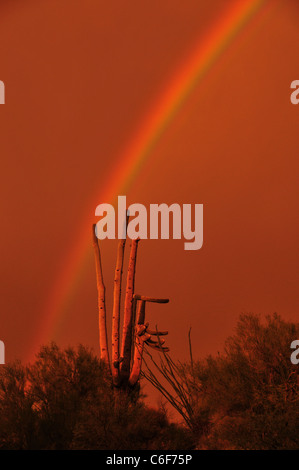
[133,295,169,304]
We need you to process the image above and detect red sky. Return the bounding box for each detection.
[0,0,298,381]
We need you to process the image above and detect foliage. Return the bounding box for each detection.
[143,313,299,450]
[0,313,297,450]
[71,396,192,450]
[0,343,193,450]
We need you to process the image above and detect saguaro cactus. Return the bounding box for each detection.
[92,224,169,390]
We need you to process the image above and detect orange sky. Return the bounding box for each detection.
[0,0,298,375]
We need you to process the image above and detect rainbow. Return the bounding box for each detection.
[29,0,268,361]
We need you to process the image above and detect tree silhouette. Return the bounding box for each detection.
[1,313,297,449]
[143,313,299,449]
[0,343,192,450]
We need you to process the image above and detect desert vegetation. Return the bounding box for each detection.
[0,233,297,449]
[0,312,297,450]
[143,312,299,450]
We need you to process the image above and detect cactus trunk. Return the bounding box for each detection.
[129,300,146,387]
[120,239,139,382]
[112,238,126,385]
[92,224,109,365]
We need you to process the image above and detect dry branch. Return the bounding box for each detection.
[133,295,169,304]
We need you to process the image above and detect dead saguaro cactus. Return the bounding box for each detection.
[92,223,169,390]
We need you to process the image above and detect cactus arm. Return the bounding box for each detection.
[92,224,110,366]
